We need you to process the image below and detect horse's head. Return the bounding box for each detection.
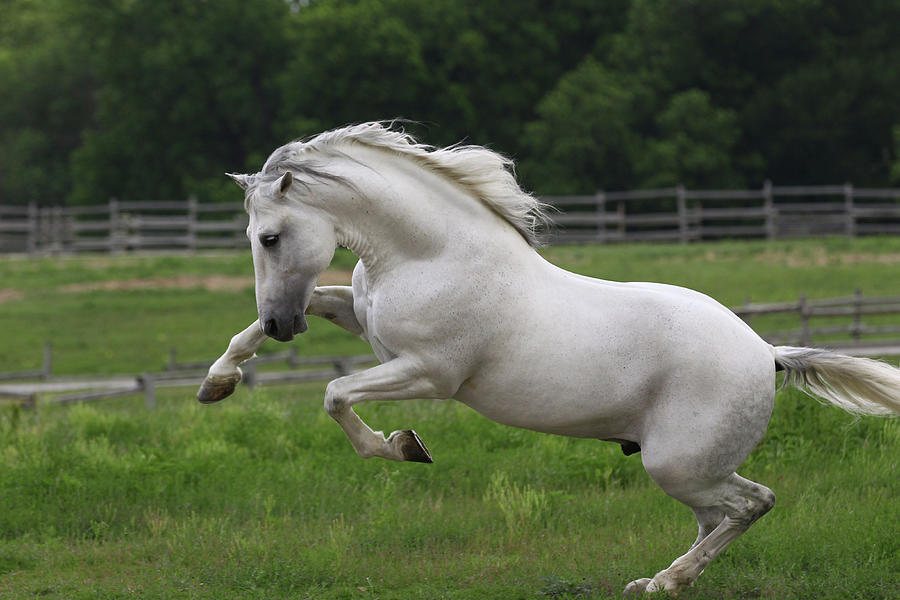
[230,170,337,342]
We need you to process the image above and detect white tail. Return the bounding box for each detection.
[772,346,900,416]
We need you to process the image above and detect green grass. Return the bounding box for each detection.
[1,387,897,599]
[1,238,900,598]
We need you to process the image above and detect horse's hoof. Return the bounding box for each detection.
[395,429,433,463]
[622,578,652,597]
[196,372,240,404]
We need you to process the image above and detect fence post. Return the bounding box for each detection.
[676,185,688,243]
[740,297,753,326]
[167,347,178,371]
[799,293,810,346]
[594,191,607,243]
[27,202,38,254]
[52,206,64,254]
[852,288,862,342]
[763,180,776,240]
[617,201,626,237]
[142,373,156,410]
[109,198,123,253]
[37,206,49,252]
[42,343,52,380]
[233,213,246,249]
[242,360,258,389]
[187,195,198,251]
[843,182,856,238]
[335,358,351,377]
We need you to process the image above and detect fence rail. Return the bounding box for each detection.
[543,182,900,244]
[0,346,377,408]
[733,291,900,352]
[2,291,899,408]
[2,182,899,253]
[0,196,249,254]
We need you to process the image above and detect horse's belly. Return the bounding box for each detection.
[453,362,650,439]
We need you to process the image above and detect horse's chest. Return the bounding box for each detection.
[367,333,398,364]
[354,294,400,364]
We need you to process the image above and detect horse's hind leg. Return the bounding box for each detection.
[624,470,775,596]
[324,356,457,463]
[625,362,776,595]
[691,506,725,548]
[623,506,727,596]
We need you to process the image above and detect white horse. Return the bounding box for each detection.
[198,122,900,595]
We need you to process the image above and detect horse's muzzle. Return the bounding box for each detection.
[261,313,308,342]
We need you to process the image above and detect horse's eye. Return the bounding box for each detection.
[260,234,280,248]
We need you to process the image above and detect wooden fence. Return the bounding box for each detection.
[1,182,899,253]
[0,345,376,408]
[2,292,898,408]
[0,197,248,254]
[733,291,900,355]
[544,182,900,243]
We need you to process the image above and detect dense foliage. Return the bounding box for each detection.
[1,0,898,206]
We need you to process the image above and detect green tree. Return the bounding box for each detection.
[0,0,94,205]
[3,0,896,207]
[69,0,292,205]
[610,0,900,185]
[520,58,643,194]
[276,0,433,140]
[637,89,742,189]
[278,0,627,153]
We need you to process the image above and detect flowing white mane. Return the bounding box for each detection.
[255,122,549,247]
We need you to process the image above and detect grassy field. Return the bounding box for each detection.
[1,238,899,599]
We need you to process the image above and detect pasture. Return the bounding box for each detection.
[1,238,899,599]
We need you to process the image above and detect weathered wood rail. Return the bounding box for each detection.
[2,183,898,252]
[544,183,900,244]
[2,291,898,408]
[733,291,900,356]
[0,197,248,254]
[0,349,377,408]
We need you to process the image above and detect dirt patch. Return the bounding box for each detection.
[317,269,353,286]
[59,269,353,293]
[752,248,830,267]
[834,252,900,265]
[752,249,900,267]
[62,275,253,293]
[0,290,24,304]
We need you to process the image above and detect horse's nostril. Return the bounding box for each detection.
[264,319,278,338]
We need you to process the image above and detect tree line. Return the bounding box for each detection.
[1,0,898,207]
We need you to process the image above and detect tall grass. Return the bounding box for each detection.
[1,386,897,598]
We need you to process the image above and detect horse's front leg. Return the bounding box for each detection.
[198,286,363,404]
[324,357,454,463]
[197,320,266,403]
[306,285,364,336]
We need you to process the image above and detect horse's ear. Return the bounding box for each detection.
[277,171,293,195]
[226,173,251,191]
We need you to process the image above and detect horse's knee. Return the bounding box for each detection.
[324,380,348,416]
[354,445,376,459]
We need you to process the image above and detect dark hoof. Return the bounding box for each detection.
[196,373,240,404]
[398,429,433,463]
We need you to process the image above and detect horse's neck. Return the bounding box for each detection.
[327,149,522,280]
